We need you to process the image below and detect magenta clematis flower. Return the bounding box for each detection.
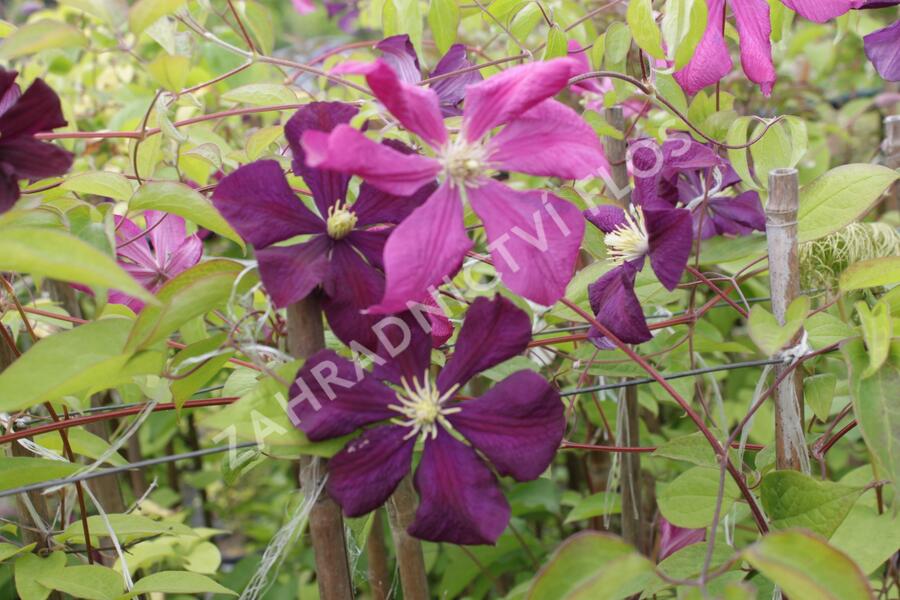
[864,19,900,82]
[373,34,482,117]
[657,516,706,561]
[302,58,608,311]
[0,68,74,214]
[292,0,315,13]
[212,102,440,350]
[111,211,203,311]
[632,135,765,239]
[288,295,564,544]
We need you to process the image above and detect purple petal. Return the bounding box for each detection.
[658,516,706,561]
[375,34,422,84]
[0,78,67,138]
[568,39,608,94]
[322,296,383,352]
[212,160,324,248]
[0,137,73,181]
[327,426,415,517]
[705,191,765,236]
[488,99,609,179]
[288,350,396,440]
[352,180,435,227]
[732,0,776,96]
[302,125,441,196]
[780,0,859,22]
[629,139,666,207]
[436,295,532,392]
[368,183,471,314]
[424,295,454,347]
[114,216,156,268]
[583,204,627,234]
[864,20,900,82]
[468,179,584,306]
[0,69,21,118]
[365,60,448,147]
[285,102,358,216]
[293,0,316,13]
[371,310,434,388]
[409,428,510,545]
[673,0,733,95]
[662,135,722,171]
[448,370,564,480]
[0,166,19,214]
[588,262,652,345]
[256,235,332,307]
[645,206,693,291]
[323,240,385,306]
[429,44,482,113]
[462,58,578,142]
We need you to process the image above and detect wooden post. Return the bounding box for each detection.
[605,106,643,551]
[385,477,429,600]
[286,295,354,600]
[364,512,390,600]
[766,168,806,471]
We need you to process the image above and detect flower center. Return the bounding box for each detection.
[326,203,358,240]
[388,375,461,440]
[605,206,650,266]
[439,136,489,188]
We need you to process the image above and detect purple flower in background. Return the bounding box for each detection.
[289,296,564,544]
[292,0,315,13]
[374,34,482,116]
[632,135,765,239]
[864,19,900,82]
[111,211,203,311]
[212,102,436,350]
[657,516,705,561]
[302,58,608,311]
[0,67,74,214]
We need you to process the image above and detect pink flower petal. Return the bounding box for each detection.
[673,0,733,95]
[732,0,777,96]
[489,99,609,180]
[366,60,448,147]
[301,125,441,196]
[368,183,472,314]
[462,58,579,142]
[779,0,861,23]
[468,179,584,306]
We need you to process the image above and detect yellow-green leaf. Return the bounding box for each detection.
[0,20,87,59]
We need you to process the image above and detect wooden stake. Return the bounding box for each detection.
[286,295,354,600]
[605,106,644,551]
[385,476,429,600]
[365,511,390,600]
[766,168,806,471]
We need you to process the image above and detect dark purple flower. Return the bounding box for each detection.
[212,102,436,350]
[111,211,203,311]
[375,34,482,116]
[0,68,74,214]
[288,296,564,545]
[657,516,705,561]
[302,59,607,311]
[864,19,900,82]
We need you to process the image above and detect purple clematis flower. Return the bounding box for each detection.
[111,211,203,311]
[657,516,706,561]
[212,102,437,350]
[302,58,608,311]
[864,19,900,82]
[632,135,765,239]
[373,34,482,116]
[0,68,74,214]
[288,295,564,544]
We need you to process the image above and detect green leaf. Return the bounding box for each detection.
[0,19,87,59]
[604,21,631,65]
[750,121,794,185]
[129,571,236,596]
[844,339,900,504]
[804,373,836,421]
[221,84,298,106]
[527,532,654,600]
[15,552,65,600]
[0,226,154,302]
[855,301,891,378]
[747,295,809,356]
[61,172,134,201]
[0,20,15,37]
[543,25,568,60]
[657,467,740,528]
[743,531,873,600]
[652,431,735,468]
[564,492,621,523]
[654,72,688,115]
[58,514,194,544]
[147,54,190,91]
[245,125,284,161]
[840,256,900,292]
[797,164,899,243]
[428,0,459,54]
[36,565,123,600]
[760,471,862,539]
[239,0,275,54]
[626,0,665,58]
[129,0,187,36]
[725,117,759,190]
[0,458,80,492]
[34,428,128,467]
[0,319,162,413]
[830,504,900,575]
[805,311,855,349]
[383,0,423,56]
[0,542,35,563]
[661,0,707,69]
[169,334,234,412]
[129,181,243,248]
